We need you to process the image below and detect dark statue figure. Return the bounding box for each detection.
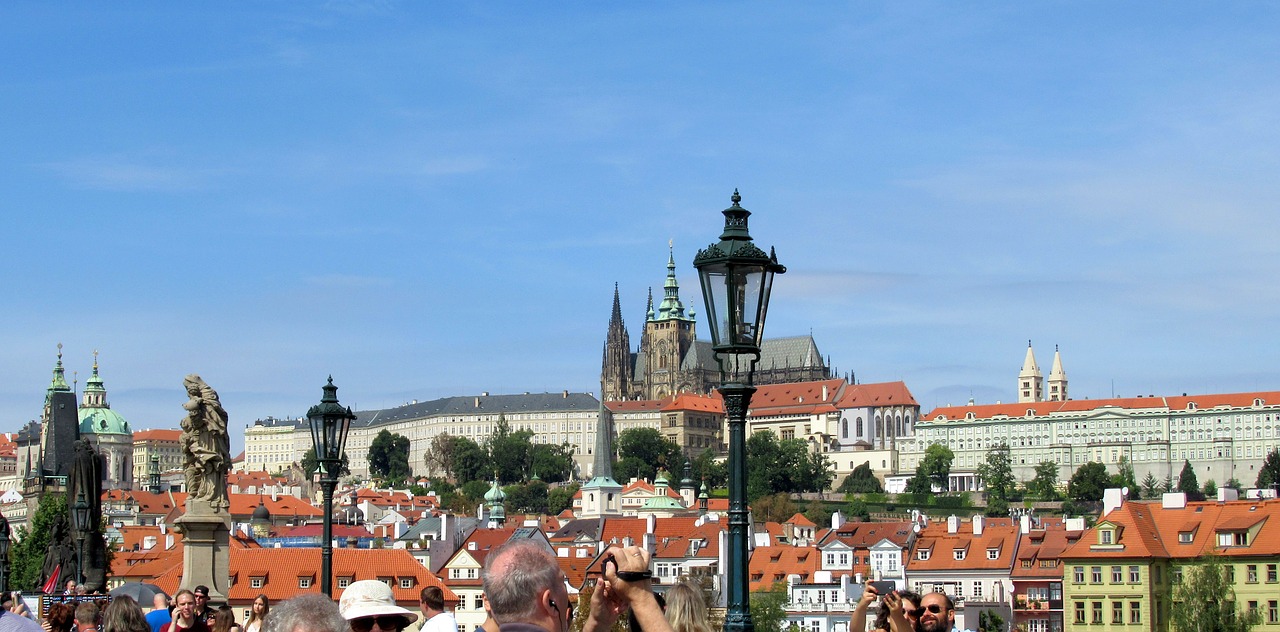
[41,440,107,593]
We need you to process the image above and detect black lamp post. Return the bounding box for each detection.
[693,189,784,632]
[0,512,11,594]
[307,376,354,597]
[72,491,91,586]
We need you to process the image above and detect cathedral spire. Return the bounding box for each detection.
[1047,345,1068,402]
[48,343,71,395]
[1018,340,1043,403]
[83,350,108,408]
[601,283,633,401]
[656,243,688,320]
[646,287,655,321]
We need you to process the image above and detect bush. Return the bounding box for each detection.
[933,495,968,509]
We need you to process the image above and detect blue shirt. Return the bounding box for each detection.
[146,609,172,632]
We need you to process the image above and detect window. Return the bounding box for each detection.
[400,578,413,589]
[1226,565,1235,584]
[1112,601,1123,624]
[299,577,312,589]
[1268,564,1277,583]
[954,549,966,561]
[1092,567,1103,584]
[1247,565,1259,583]
[1092,602,1103,624]
[972,582,983,599]
[1100,529,1114,545]
[1112,566,1123,584]
[1074,567,1085,584]
[918,549,931,561]
[1179,531,1193,543]
[474,595,484,610]
[1074,602,1085,624]
[987,548,999,560]
[1173,568,1183,584]
[338,577,352,589]
[1269,601,1278,624]
[1130,602,1141,624]
[250,577,264,589]
[1129,566,1140,583]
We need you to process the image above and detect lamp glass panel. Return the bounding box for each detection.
[697,266,729,347]
[309,415,326,457]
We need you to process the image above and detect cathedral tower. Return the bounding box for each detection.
[40,344,80,479]
[1047,345,1068,402]
[642,246,698,399]
[600,284,634,401]
[1018,341,1043,403]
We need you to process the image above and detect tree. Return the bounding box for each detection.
[846,497,871,522]
[836,462,884,494]
[1067,462,1110,502]
[976,443,1014,516]
[804,499,832,528]
[978,610,1005,632]
[1224,478,1244,493]
[746,431,834,503]
[1172,555,1261,632]
[367,430,411,483]
[447,436,489,484]
[423,433,459,479]
[1112,455,1139,500]
[301,447,349,478]
[615,428,682,482]
[10,493,66,590]
[1179,460,1205,501]
[529,443,575,484]
[1257,449,1280,490]
[1140,472,1162,499]
[503,481,549,514]
[750,583,790,632]
[905,462,934,495]
[548,483,580,516]
[921,444,955,492]
[691,448,728,489]
[751,493,797,523]
[486,414,537,484]
[1203,479,1218,499]
[1027,461,1060,500]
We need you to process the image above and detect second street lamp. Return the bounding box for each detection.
[307,376,355,598]
[0,512,10,594]
[693,189,785,632]
[72,491,91,587]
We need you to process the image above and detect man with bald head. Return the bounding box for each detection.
[147,594,172,632]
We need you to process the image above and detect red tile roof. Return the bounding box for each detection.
[835,381,918,408]
[924,390,1280,420]
[748,379,846,417]
[134,429,183,442]
[749,546,818,592]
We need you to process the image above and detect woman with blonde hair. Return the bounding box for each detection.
[663,583,713,632]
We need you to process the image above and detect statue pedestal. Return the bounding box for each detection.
[173,505,231,606]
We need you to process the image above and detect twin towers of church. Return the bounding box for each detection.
[1018,341,1069,404]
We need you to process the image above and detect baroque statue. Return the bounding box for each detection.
[180,374,230,511]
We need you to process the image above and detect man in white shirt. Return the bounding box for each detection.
[404,587,456,632]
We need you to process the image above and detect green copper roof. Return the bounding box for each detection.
[48,345,71,394]
[79,407,131,435]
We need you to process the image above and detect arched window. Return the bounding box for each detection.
[842,419,849,437]
[856,417,864,437]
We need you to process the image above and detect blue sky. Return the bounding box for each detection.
[3,3,1278,458]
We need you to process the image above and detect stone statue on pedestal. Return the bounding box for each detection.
[180,374,230,512]
[173,374,231,606]
[67,439,107,592]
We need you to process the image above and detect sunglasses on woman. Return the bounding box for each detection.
[351,617,407,632]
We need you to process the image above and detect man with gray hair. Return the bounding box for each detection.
[263,595,347,632]
[482,539,669,632]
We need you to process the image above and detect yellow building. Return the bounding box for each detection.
[1062,491,1280,632]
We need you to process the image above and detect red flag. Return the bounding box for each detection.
[42,564,60,594]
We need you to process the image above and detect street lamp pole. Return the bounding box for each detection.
[693,190,785,632]
[72,491,91,587]
[307,377,355,598]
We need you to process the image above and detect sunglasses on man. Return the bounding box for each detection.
[910,604,946,618]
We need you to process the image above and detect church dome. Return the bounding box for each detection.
[79,407,131,436]
[252,501,272,522]
[484,480,506,503]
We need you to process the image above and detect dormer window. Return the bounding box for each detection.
[918,549,931,561]
[1100,529,1114,545]
[1179,531,1194,543]
[987,548,1000,560]
[953,549,966,561]
[1217,531,1248,547]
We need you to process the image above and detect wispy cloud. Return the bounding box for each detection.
[41,155,220,192]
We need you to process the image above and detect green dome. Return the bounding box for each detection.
[484,480,506,503]
[79,407,131,435]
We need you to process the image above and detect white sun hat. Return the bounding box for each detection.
[339,580,419,624]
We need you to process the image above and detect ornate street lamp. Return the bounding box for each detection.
[307,376,355,597]
[0,512,11,593]
[72,490,91,586]
[693,189,785,632]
